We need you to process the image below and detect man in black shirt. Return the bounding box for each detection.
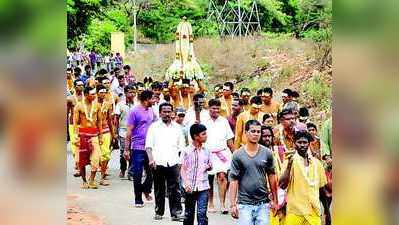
[229,120,278,225]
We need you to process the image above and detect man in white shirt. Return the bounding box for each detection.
[111,75,126,101]
[202,98,235,214]
[150,81,165,120]
[183,93,210,138]
[114,84,136,179]
[146,102,185,222]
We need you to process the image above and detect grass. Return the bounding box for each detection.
[301,72,332,111]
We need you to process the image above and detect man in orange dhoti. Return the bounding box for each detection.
[73,86,103,189]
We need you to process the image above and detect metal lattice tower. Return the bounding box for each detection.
[207,0,261,37]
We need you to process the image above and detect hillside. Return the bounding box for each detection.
[126,33,331,125]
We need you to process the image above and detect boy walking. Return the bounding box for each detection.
[181,124,212,225]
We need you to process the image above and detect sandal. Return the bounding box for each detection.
[99,179,110,186]
[73,171,81,177]
[208,207,216,213]
[81,182,89,189]
[88,181,98,189]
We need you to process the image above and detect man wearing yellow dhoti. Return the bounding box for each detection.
[279,131,328,225]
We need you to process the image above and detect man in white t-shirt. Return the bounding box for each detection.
[114,84,135,179]
[202,98,235,214]
[183,93,210,136]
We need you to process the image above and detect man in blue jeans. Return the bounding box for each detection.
[229,120,278,225]
[124,90,156,207]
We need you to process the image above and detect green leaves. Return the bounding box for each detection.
[67,0,332,46]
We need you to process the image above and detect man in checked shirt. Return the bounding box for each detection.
[181,123,213,225]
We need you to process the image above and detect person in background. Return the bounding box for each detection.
[220,82,234,117]
[80,65,92,85]
[112,74,127,102]
[104,53,111,72]
[214,84,224,99]
[175,107,189,146]
[259,87,280,119]
[227,99,244,134]
[110,53,115,70]
[273,109,299,152]
[307,122,321,160]
[74,67,82,81]
[89,50,97,72]
[298,107,310,124]
[151,81,163,120]
[291,91,300,103]
[320,154,332,225]
[262,113,275,127]
[114,85,136,179]
[232,92,240,101]
[161,82,171,103]
[240,88,251,111]
[320,117,332,157]
[234,96,264,149]
[281,88,293,106]
[123,65,136,84]
[115,52,123,68]
[183,93,210,135]
[258,125,285,225]
[96,53,102,70]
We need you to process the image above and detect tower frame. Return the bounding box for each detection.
[207,0,261,37]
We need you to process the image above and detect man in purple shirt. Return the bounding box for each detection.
[124,90,156,207]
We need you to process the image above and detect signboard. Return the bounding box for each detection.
[111,32,125,57]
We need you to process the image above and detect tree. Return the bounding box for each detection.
[67,0,105,48]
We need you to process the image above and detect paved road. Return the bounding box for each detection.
[67,144,235,225]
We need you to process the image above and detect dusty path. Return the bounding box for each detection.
[67,145,235,225]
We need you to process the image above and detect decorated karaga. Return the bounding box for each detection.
[165,17,206,110]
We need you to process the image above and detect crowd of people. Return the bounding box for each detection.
[66,52,332,225]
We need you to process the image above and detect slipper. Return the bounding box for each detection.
[88,181,98,189]
[99,179,110,186]
[73,172,81,177]
[81,182,89,189]
[144,193,153,202]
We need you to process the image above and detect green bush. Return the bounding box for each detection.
[301,73,331,111]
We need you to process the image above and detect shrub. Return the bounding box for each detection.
[301,72,331,111]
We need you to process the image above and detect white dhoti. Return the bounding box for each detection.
[208,149,232,175]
